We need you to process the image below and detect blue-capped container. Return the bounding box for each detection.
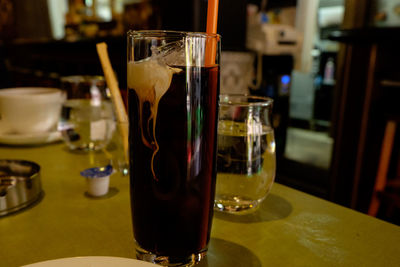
[80,165,113,197]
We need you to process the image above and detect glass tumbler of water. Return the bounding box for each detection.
[215,94,276,214]
[59,75,115,151]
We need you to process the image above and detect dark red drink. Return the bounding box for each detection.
[128,65,219,259]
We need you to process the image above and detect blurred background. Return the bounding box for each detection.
[0,0,399,225]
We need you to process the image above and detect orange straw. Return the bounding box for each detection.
[205,0,219,66]
[206,0,219,34]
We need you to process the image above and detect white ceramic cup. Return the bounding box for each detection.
[0,87,65,135]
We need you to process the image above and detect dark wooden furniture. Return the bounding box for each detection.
[329,27,400,213]
[1,36,126,89]
[368,116,400,220]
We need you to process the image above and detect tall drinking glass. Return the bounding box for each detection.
[127,31,220,266]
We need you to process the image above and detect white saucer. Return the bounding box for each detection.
[23,256,158,267]
[0,131,62,145]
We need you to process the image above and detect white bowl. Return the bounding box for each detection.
[0,87,65,134]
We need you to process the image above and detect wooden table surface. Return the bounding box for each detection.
[1,141,399,267]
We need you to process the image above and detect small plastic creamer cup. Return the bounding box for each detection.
[80,165,113,197]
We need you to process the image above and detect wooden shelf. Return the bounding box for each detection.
[329,27,400,43]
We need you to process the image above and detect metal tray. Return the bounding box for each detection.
[0,160,43,216]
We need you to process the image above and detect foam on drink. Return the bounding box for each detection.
[127,58,181,180]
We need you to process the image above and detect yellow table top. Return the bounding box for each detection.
[0,142,399,267]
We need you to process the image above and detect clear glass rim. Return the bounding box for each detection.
[219,94,273,107]
[127,30,221,39]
